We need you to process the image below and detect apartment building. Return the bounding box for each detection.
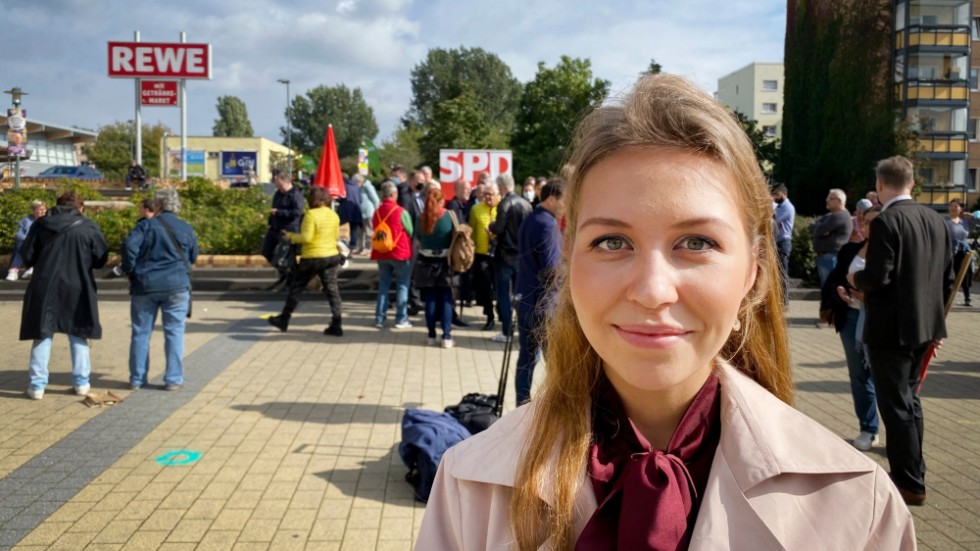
[894,0,980,205]
[716,62,785,140]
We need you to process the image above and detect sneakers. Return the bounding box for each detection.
[427,337,439,346]
[852,432,879,451]
[393,321,413,330]
[5,269,18,282]
[490,334,509,343]
[374,322,385,329]
[74,384,91,396]
[442,338,454,349]
[21,268,32,279]
[164,384,182,391]
[25,388,43,400]
[267,314,289,332]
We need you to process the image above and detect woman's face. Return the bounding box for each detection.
[949,201,963,218]
[862,210,879,237]
[570,148,757,400]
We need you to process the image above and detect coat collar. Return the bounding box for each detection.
[449,361,875,502]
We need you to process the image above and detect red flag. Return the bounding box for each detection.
[313,124,346,198]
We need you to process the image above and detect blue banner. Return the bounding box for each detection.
[220,151,257,177]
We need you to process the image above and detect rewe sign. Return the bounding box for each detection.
[439,149,512,186]
[108,42,212,79]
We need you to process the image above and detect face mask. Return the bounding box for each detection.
[773,197,784,204]
[524,191,535,201]
[415,183,424,191]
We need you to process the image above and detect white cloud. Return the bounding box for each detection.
[3,0,786,143]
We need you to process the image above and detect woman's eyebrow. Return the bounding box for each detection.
[578,217,631,231]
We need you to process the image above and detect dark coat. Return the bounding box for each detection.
[489,192,532,267]
[19,206,109,340]
[819,241,863,333]
[853,200,953,347]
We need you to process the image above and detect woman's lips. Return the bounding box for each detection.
[614,324,690,349]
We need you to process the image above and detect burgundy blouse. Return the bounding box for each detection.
[575,374,722,551]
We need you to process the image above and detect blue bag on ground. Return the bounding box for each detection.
[399,408,471,502]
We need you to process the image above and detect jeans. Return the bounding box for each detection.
[495,262,517,335]
[516,307,544,405]
[422,287,453,339]
[816,252,837,287]
[130,290,190,388]
[775,238,792,303]
[28,335,91,390]
[10,238,25,269]
[376,259,411,324]
[839,307,878,434]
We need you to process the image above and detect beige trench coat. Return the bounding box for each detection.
[415,362,916,550]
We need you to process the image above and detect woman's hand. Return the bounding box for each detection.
[836,285,853,305]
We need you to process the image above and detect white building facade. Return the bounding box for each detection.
[716,62,785,140]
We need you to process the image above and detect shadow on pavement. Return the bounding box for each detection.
[313,444,419,505]
[0,369,120,397]
[230,401,421,424]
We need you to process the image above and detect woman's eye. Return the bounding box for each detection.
[593,237,627,251]
[679,236,716,251]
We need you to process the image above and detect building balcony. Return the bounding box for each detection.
[896,79,970,105]
[914,133,969,159]
[895,25,970,52]
[914,186,972,207]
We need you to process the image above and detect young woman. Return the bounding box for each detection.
[416,75,914,549]
[268,186,344,336]
[945,198,977,306]
[413,185,456,348]
[822,208,882,452]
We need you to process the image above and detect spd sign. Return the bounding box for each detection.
[439,149,512,187]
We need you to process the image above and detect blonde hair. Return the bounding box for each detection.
[510,73,793,551]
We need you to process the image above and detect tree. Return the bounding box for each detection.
[779,0,903,214]
[418,87,508,166]
[406,47,522,137]
[378,123,424,176]
[282,84,379,163]
[644,58,663,75]
[734,111,780,178]
[82,121,170,179]
[212,96,254,137]
[510,56,609,178]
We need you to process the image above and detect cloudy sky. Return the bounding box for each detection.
[5,0,786,144]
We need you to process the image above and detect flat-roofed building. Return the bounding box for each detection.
[716,62,785,140]
[0,115,96,178]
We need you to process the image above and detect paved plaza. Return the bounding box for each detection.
[0,293,978,550]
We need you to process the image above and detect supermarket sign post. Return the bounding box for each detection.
[108,42,212,79]
[141,80,178,107]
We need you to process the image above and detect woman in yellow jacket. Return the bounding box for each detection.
[268,186,345,336]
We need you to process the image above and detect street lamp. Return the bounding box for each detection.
[4,87,29,190]
[277,78,292,178]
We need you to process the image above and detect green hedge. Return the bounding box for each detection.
[790,215,819,288]
[2,178,279,256]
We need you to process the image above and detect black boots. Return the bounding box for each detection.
[324,318,343,337]
[482,317,496,331]
[268,314,289,332]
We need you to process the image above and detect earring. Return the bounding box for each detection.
[733,319,741,332]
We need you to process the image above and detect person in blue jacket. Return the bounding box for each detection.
[122,189,199,391]
[6,200,46,281]
[514,179,566,404]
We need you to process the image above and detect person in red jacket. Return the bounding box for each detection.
[371,180,415,329]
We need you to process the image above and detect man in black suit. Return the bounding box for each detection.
[849,155,952,506]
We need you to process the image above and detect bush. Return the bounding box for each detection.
[2,178,277,256]
[790,215,819,287]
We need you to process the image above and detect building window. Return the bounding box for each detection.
[762,125,777,138]
[762,80,778,91]
[973,17,980,40]
[970,119,978,141]
[762,103,777,114]
[971,68,979,90]
[970,168,978,191]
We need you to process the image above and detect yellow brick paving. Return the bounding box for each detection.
[2,299,979,549]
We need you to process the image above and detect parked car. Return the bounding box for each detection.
[35,165,104,180]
